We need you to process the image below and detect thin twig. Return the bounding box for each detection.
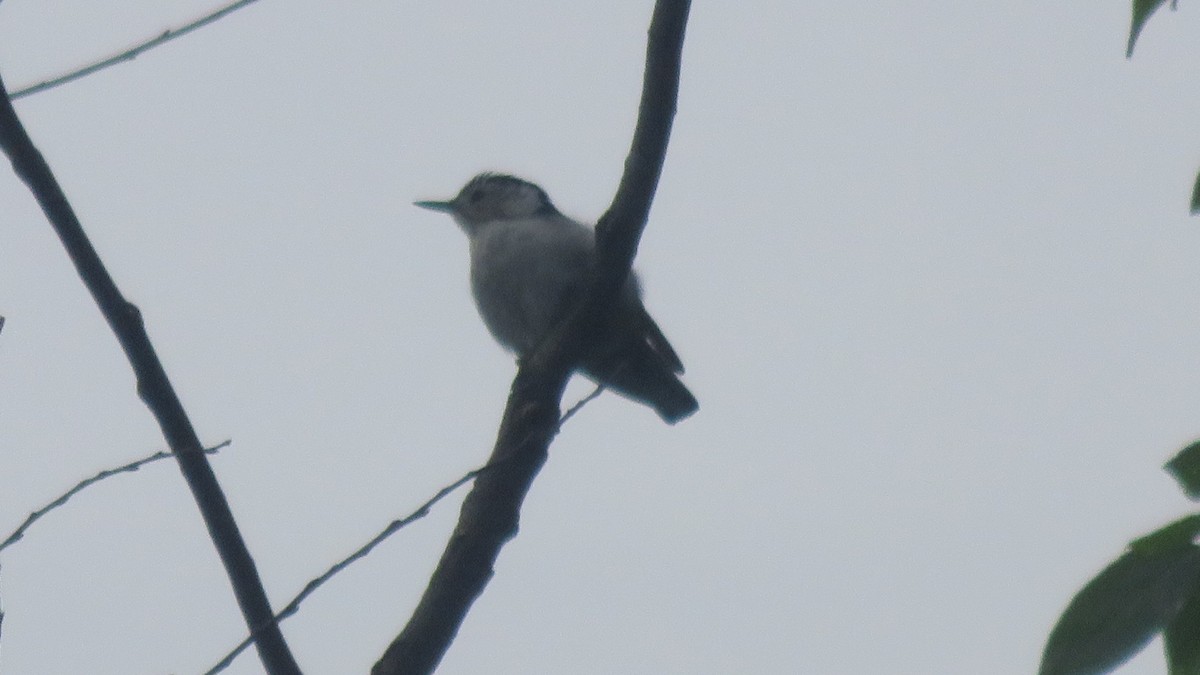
[205,467,486,675]
[559,385,604,426]
[206,386,600,674]
[10,0,264,100]
[0,441,230,554]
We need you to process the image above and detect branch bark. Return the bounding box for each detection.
[0,73,300,675]
[371,2,692,673]
[10,0,264,100]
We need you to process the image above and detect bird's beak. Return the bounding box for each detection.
[414,200,455,213]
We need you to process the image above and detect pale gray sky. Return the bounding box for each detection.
[2,2,1200,674]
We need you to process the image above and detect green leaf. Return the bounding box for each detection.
[1132,515,1200,554]
[1190,170,1200,216]
[1167,442,1200,499]
[1166,586,1200,674]
[1041,547,1200,675]
[1128,0,1173,57]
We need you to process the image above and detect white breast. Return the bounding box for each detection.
[468,216,595,354]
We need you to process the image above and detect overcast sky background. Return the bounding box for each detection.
[2,2,1200,674]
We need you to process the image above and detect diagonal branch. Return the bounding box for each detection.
[207,467,483,674]
[0,441,230,554]
[209,388,602,672]
[371,2,692,674]
[10,0,264,100]
[0,74,299,674]
[209,387,602,673]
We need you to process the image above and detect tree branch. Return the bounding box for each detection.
[210,387,602,673]
[207,467,483,674]
[0,441,230,554]
[0,74,299,674]
[371,3,692,673]
[9,0,264,100]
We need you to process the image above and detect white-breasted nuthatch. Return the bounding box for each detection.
[416,173,697,423]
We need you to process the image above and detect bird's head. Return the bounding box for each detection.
[415,173,558,233]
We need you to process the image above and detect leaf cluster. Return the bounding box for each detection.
[1041,442,1200,675]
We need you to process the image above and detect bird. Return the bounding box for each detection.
[415,173,698,423]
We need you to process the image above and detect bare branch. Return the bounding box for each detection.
[205,467,483,674]
[372,3,692,673]
[10,0,264,100]
[208,388,601,673]
[0,441,230,554]
[0,73,299,674]
[559,384,605,426]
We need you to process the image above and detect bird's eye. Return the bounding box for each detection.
[469,191,485,203]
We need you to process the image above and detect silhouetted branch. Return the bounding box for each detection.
[207,467,483,673]
[10,0,264,100]
[371,3,692,673]
[0,441,230,554]
[209,387,603,673]
[0,73,299,674]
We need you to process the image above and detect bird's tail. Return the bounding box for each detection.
[619,366,698,424]
[582,310,698,424]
